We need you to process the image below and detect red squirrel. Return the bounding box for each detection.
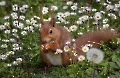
[39,8,119,67]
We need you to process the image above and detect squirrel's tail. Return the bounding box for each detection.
[75,29,120,55]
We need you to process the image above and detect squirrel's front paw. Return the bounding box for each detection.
[44,43,51,50]
[41,44,45,51]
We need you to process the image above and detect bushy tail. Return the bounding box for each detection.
[75,29,120,55]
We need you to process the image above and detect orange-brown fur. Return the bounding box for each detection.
[39,8,119,67]
[75,29,119,55]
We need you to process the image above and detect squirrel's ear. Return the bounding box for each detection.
[50,18,55,27]
[40,7,44,25]
[49,9,55,27]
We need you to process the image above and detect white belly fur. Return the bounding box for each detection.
[46,52,62,66]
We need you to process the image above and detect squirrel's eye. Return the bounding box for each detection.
[49,29,52,34]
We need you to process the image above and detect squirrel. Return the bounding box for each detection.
[39,8,120,67]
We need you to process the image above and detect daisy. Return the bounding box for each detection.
[63,6,68,9]
[12,43,19,48]
[4,16,10,20]
[94,12,102,21]
[12,4,18,11]
[55,49,63,54]
[19,7,27,13]
[71,5,77,10]
[21,31,27,35]
[103,24,109,29]
[4,22,10,26]
[51,6,58,11]
[13,20,19,26]
[19,15,25,20]
[76,21,83,25]
[7,64,12,67]
[9,38,16,42]
[16,58,22,64]
[0,1,6,6]
[64,12,70,17]
[65,41,71,45]
[1,55,8,60]
[82,46,89,52]
[64,45,70,52]
[0,25,6,30]
[69,25,77,32]
[12,61,18,65]
[42,7,48,14]
[106,4,114,11]
[26,19,31,25]
[12,29,18,33]
[4,30,10,34]
[86,48,104,64]
[66,1,73,5]
[103,18,108,24]
[78,55,85,61]
[8,51,14,55]
[11,12,18,19]
[17,22,24,29]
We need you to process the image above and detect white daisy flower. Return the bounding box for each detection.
[64,45,70,52]
[4,22,10,26]
[63,6,68,9]
[76,21,83,25]
[64,12,70,17]
[55,49,63,54]
[17,22,24,29]
[12,43,19,48]
[78,55,85,61]
[19,7,27,13]
[21,31,27,35]
[12,4,18,11]
[19,15,25,20]
[0,1,6,6]
[8,51,14,55]
[1,55,8,60]
[71,5,77,10]
[103,24,109,29]
[66,1,73,5]
[65,41,71,45]
[51,6,58,11]
[70,12,76,15]
[78,32,83,35]
[16,58,22,64]
[9,38,16,42]
[103,18,108,24]
[26,19,31,25]
[4,30,10,34]
[82,46,89,52]
[0,25,6,30]
[12,29,18,33]
[86,48,104,64]
[42,7,48,14]
[106,4,114,11]
[4,16,10,20]
[94,12,102,21]
[12,61,18,65]
[69,25,77,32]
[7,63,12,67]
[11,12,18,19]
[13,20,19,26]
[2,39,9,43]
[22,4,29,8]
[79,15,89,22]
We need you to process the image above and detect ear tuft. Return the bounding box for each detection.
[50,18,55,27]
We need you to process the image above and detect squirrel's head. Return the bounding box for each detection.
[39,7,60,43]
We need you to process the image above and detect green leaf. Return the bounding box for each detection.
[109,62,119,69]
